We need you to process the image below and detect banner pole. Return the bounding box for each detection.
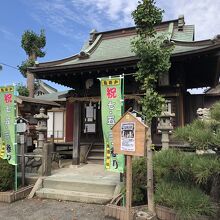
[15,156,17,191]
[14,86,18,191]
[126,155,132,220]
[121,74,125,113]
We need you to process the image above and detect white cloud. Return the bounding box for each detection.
[158,0,220,40]
[24,0,220,40]
[0,27,17,41]
[74,0,137,24]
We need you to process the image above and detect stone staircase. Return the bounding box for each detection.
[87,143,104,164]
[36,165,120,204]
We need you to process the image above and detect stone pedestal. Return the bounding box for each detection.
[157,111,175,150]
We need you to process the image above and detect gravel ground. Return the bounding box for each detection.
[0,198,110,220]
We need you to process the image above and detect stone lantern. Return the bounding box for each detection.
[34,107,49,149]
[157,111,175,150]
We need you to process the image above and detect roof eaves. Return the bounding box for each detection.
[17,95,60,107]
[30,56,139,73]
[172,42,220,57]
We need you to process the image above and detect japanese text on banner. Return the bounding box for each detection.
[101,77,124,173]
[0,86,16,165]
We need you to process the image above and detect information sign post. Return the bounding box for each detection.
[112,112,148,220]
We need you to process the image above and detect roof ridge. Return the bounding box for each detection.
[95,18,179,35]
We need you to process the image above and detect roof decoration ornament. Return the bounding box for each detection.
[78,51,90,59]
[212,34,220,44]
[178,15,185,31]
[89,29,97,45]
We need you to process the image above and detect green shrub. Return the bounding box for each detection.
[173,102,220,152]
[0,158,14,191]
[173,120,216,150]
[154,150,220,193]
[132,157,147,205]
[153,149,189,183]
[132,150,219,214]
[210,102,220,122]
[155,181,215,219]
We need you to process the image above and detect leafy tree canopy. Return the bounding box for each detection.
[131,0,173,122]
[21,29,46,58]
[18,59,35,77]
[17,83,29,97]
[19,29,46,78]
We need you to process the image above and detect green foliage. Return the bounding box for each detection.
[173,101,220,151]
[17,83,29,96]
[131,0,173,122]
[153,150,219,218]
[132,0,163,37]
[0,159,14,191]
[132,157,148,205]
[210,102,220,122]
[153,149,187,183]
[155,181,215,219]
[132,151,219,217]
[154,149,220,194]
[18,59,35,77]
[21,29,46,58]
[19,29,46,78]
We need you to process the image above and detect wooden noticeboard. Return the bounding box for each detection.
[112,112,148,157]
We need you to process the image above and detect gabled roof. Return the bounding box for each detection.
[35,90,67,102]
[112,111,148,130]
[31,16,220,73]
[29,16,220,89]
[205,83,220,95]
[30,16,198,70]
[16,95,60,107]
[35,80,57,94]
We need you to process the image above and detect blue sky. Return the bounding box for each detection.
[0,0,220,91]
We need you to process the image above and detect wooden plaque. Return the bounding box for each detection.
[112,112,148,156]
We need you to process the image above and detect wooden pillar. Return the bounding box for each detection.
[179,92,184,127]
[42,143,52,176]
[72,101,81,165]
[20,134,25,186]
[126,155,132,220]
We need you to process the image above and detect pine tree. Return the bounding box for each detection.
[19,29,46,97]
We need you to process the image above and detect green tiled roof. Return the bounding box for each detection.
[57,35,136,66]
[172,25,195,42]
[35,90,68,101]
[173,44,208,54]
[33,18,220,70]
[55,23,195,67]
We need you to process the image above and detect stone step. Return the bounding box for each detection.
[43,178,115,195]
[88,151,104,158]
[90,149,104,153]
[87,156,104,160]
[36,188,112,204]
[93,142,104,146]
[87,159,104,165]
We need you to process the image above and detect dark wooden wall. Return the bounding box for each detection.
[65,101,74,142]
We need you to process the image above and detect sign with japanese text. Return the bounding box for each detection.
[112,112,147,156]
[100,77,124,173]
[0,86,17,165]
[121,122,135,152]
